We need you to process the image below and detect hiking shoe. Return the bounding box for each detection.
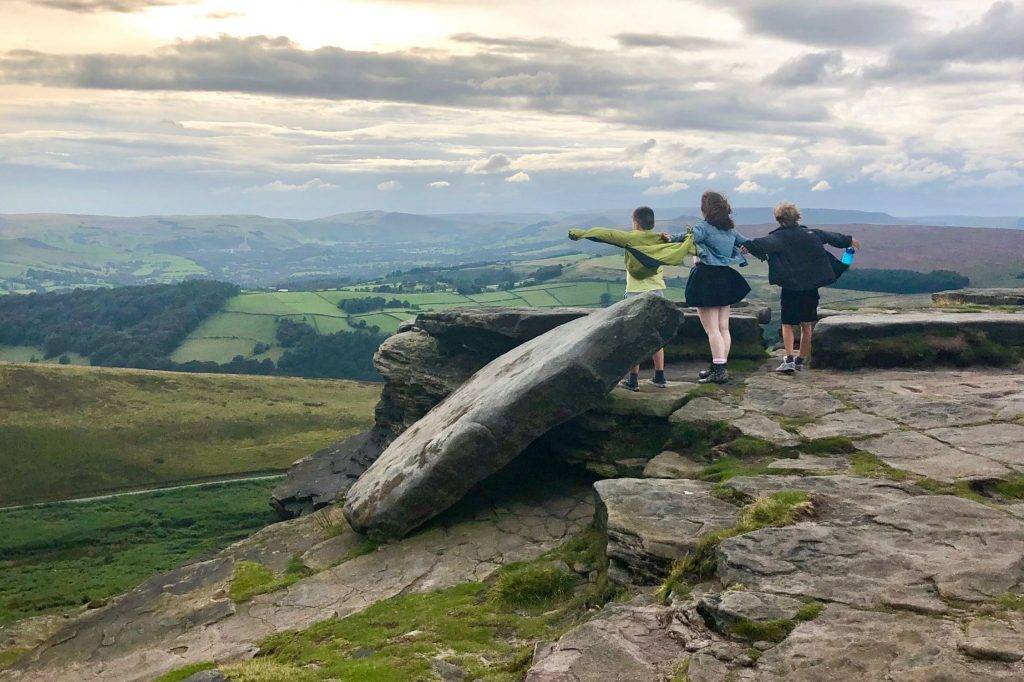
[795,357,807,371]
[699,365,729,384]
[775,358,797,374]
[620,378,640,392]
[697,363,714,381]
[649,377,668,389]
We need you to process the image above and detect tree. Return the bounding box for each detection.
[599,292,613,306]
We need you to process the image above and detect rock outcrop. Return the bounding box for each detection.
[814,311,1024,368]
[933,288,1024,307]
[344,295,685,538]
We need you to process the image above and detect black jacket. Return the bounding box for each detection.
[743,224,853,291]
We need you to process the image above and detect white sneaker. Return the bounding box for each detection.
[775,358,797,374]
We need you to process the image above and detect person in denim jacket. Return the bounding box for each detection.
[662,191,751,384]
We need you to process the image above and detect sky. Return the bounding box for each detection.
[0,0,1022,218]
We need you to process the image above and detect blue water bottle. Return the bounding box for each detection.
[841,247,856,266]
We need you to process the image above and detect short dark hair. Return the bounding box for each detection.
[632,206,655,230]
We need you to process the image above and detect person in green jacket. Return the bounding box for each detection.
[569,206,696,391]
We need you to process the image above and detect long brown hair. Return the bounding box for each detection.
[701,191,734,231]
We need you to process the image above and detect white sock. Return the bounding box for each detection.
[713,358,726,365]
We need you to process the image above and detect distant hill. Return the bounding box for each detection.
[903,215,1024,229]
[1,208,1018,291]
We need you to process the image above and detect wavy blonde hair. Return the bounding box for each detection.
[774,202,802,226]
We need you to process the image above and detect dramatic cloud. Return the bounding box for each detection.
[765,50,844,86]
[26,0,193,11]
[613,33,725,50]
[726,0,922,46]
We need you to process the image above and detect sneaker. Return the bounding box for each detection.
[795,357,807,371]
[649,377,668,389]
[699,364,729,384]
[620,378,640,392]
[775,358,797,374]
[697,363,714,381]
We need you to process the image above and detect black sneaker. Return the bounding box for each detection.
[710,365,730,384]
[795,357,807,371]
[697,363,714,381]
[649,377,668,389]
[620,377,640,392]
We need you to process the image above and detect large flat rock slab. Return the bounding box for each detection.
[595,478,739,584]
[859,430,1013,481]
[814,312,1024,368]
[344,295,684,539]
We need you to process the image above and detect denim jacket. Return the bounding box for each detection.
[670,219,748,267]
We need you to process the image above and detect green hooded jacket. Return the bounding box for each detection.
[568,227,697,292]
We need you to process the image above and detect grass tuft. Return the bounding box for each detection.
[850,452,911,481]
[489,564,578,608]
[995,593,1024,611]
[993,477,1024,501]
[153,661,217,682]
[230,557,311,603]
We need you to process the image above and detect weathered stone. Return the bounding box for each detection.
[731,413,799,447]
[600,381,697,418]
[697,591,805,636]
[933,288,1024,307]
[182,669,226,682]
[595,478,738,585]
[842,386,996,430]
[814,312,1024,368]
[9,470,594,682]
[766,455,844,473]
[345,295,685,539]
[723,475,918,520]
[669,397,744,425]
[795,409,896,440]
[666,311,766,360]
[271,430,386,519]
[717,495,1024,609]
[750,605,1024,680]
[525,598,699,682]
[740,375,844,419]
[960,617,1024,662]
[926,423,1024,469]
[643,451,706,479]
[859,430,1012,481]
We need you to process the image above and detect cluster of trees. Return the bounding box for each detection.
[268,275,353,291]
[0,280,239,367]
[336,297,411,314]
[275,320,386,380]
[833,269,970,294]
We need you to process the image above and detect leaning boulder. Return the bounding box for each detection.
[344,294,685,539]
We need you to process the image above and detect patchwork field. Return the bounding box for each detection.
[0,479,278,626]
[0,363,380,505]
[170,279,692,363]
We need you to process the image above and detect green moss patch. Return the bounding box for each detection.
[993,477,1024,501]
[658,491,813,602]
[153,661,217,682]
[0,647,29,671]
[850,452,912,481]
[697,457,769,483]
[800,436,857,455]
[728,599,823,644]
[818,330,1020,369]
[227,534,613,682]
[229,557,312,603]
[995,593,1024,611]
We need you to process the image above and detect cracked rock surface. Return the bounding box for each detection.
[4,469,593,682]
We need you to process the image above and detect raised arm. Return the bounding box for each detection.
[811,228,854,249]
[567,227,633,249]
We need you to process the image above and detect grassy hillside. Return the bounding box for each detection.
[0,479,278,626]
[0,363,379,505]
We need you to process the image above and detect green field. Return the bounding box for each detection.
[0,363,380,505]
[0,479,278,626]
[170,277,684,364]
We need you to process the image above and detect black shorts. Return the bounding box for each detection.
[780,288,820,325]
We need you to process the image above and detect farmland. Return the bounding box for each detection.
[0,363,379,505]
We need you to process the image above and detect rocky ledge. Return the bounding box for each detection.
[933,287,1024,307]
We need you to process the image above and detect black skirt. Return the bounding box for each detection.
[685,263,751,307]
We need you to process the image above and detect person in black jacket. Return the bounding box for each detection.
[742,203,860,373]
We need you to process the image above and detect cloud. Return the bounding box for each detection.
[427,180,451,189]
[25,0,193,11]
[868,1,1024,81]
[625,138,657,158]
[245,178,337,193]
[736,155,794,181]
[811,180,832,192]
[955,170,1024,189]
[726,0,921,46]
[613,33,726,50]
[377,180,402,191]
[861,156,956,186]
[734,180,766,194]
[765,50,844,86]
[644,181,689,195]
[449,33,569,52]
[467,153,512,174]
[505,171,530,183]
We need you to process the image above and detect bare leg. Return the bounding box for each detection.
[698,307,726,360]
[799,322,814,360]
[631,363,640,375]
[782,324,796,358]
[718,306,732,360]
[653,348,665,371]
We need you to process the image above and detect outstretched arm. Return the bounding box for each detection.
[568,227,634,249]
[811,228,855,249]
